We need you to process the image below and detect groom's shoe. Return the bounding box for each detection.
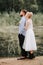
[17,57,27,60]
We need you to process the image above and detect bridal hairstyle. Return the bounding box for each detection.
[25,12,33,18]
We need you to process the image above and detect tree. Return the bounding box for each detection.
[36,0,43,12]
[21,0,38,13]
[0,0,43,13]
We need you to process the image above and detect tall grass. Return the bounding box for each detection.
[0,11,43,27]
[0,11,43,57]
[0,11,20,26]
[33,13,43,26]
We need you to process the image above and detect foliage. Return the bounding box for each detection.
[0,12,43,57]
[0,11,20,26]
[0,0,43,13]
[32,13,43,26]
[0,12,43,26]
[36,0,43,12]
[0,30,20,57]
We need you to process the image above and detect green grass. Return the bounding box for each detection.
[0,11,20,26]
[33,13,43,26]
[0,11,43,57]
[0,11,43,27]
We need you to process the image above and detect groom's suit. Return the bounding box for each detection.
[18,16,27,57]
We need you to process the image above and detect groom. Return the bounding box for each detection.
[18,9,27,60]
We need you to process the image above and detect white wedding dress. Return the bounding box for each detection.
[23,19,37,51]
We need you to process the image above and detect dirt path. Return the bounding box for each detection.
[0,56,43,65]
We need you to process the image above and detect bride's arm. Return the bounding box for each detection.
[24,21,29,30]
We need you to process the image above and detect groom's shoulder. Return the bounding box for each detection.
[22,16,26,20]
[20,16,26,23]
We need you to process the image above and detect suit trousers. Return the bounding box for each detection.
[18,34,27,57]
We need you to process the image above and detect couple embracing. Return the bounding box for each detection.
[18,9,37,60]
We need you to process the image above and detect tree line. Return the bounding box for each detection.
[0,0,43,13]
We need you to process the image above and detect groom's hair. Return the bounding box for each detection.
[21,9,27,14]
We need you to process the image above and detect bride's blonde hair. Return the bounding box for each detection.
[25,12,33,18]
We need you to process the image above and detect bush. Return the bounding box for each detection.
[32,13,43,26]
[0,12,43,27]
[0,12,43,57]
[0,11,20,26]
[0,31,20,57]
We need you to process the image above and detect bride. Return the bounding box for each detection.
[23,12,37,59]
